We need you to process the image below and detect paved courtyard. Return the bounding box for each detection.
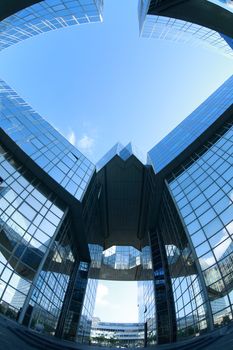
[1,315,233,350]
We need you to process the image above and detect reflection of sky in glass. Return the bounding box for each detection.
[0,79,95,201]
[167,119,233,328]
[0,0,103,51]
[149,75,233,172]
[208,0,233,13]
[96,143,145,171]
[103,246,141,270]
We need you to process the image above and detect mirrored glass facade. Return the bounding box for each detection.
[96,142,145,171]
[156,186,209,340]
[103,246,141,270]
[148,75,233,173]
[0,77,94,342]
[0,79,95,200]
[167,119,233,330]
[87,244,153,281]
[140,14,233,57]
[0,142,75,331]
[138,279,156,345]
[28,215,77,334]
[76,275,98,343]
[0,2,232,344]
[0,0,103,51]
[138,0,233,57]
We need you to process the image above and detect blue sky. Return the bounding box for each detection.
[0,0,232,164]
[0,0,232,322]
[94,281,139,323]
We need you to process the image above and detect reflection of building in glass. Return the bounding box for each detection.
[11,278,30,310]
[0,185,9,198]
[0,75,93,338]
[138,279,156,345]
[0,78,95,201]
[103,246,141,269]
[0,70,233,344]
[0,0,233,347]
[164,115,233,334]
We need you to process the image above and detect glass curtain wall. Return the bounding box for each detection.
[76,276,98,343]
[167,118,233,329]
[138,246,156,346]
[28,215,76,335]
[0,0,103,52]
[61,260,98,344]
[0,78,95,201]
[138,280,156,345]
[157,186,209,340]
[0,143,68,330]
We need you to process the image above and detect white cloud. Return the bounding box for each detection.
[96,283,109,306]
[67,130,76,146]
[94,281,139,322]
[77,134,94,153]
[204,229,231,266]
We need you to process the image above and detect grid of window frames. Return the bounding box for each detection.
[96,143,145,171]
[148,75,233,172]
[0,79,95,200]
[60,261,97,343]
[140,14,233,57]
[168,119,233,327]
[29,215,76,335]
[138,246,156,345]
[0,0,103,51]
[0,143,68,325]
[138,279,156,345]
[158,187,209,339]
[89,244,103,269]
[103,246,141,270]
[77,276,98,343]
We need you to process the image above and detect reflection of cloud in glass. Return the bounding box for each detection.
[67,130,76,146]
[204,229,232,266]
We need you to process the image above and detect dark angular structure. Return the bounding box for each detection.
[0,0,233,347]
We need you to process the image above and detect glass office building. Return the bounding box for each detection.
[148,75,233,173]
[0,0,233,347]
[138,0,233,57]
[0,79,95,200]
[0,0,103,51]
[0,76,233,345]
[0,77,96,340]
[0,140,73,330]
[166,119,233,333]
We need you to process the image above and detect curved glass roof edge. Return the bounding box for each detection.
[148,74,233,173]
[0,78,95,201]
[0,0,103,52]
